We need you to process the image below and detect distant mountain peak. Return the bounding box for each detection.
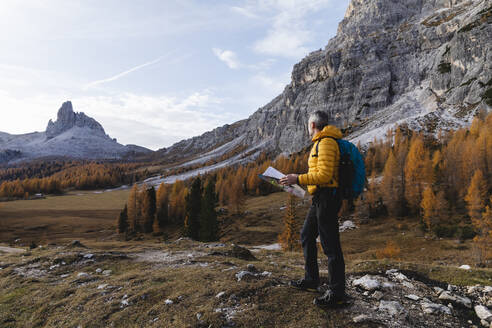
[46,101,106,139]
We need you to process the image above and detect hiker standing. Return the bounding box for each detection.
[279,110,345,306]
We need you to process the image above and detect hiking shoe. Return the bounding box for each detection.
[313,289,345,307]
[289,279,319,292]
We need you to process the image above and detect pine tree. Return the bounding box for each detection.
[184,177,202,240]
[199,179,219,241]
[117,205,128,234]
[141,186,156,233]
[127,184,139,233]
[279,194,300,251]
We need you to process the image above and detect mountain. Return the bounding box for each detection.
[0,101,152,164]
[157,0,491,169]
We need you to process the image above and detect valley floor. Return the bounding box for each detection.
[1,191,492,327]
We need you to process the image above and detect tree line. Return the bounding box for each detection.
[358,111,492,264]
[116,177,219,242]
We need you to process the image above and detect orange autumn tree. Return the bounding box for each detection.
[404,134,433,213]
[279,194,301,251]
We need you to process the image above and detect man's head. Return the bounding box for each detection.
[308,110,330,137]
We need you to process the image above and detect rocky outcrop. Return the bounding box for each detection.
[0,101,152,163]
[158,0,492,165]
[46,101,106,139]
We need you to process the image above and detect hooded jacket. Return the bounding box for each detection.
[298,125,342,195]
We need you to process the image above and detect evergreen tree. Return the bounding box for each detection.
[199,179,219,241]
[127,184,139,233]
[141,186,156,233]
[279,194,300,251]
[184,177,202,240]
[117,205,128,234]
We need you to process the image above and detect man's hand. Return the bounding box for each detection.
[279,174,299,186]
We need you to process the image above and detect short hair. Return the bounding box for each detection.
[308,110,329,130]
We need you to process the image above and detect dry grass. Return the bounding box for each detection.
[1,190,492,327]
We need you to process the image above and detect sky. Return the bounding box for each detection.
[0,0,349,150]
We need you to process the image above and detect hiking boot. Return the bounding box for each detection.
[289,279,319,292]
[313,289,345,307]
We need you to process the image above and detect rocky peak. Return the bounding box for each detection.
[46,101,106,139]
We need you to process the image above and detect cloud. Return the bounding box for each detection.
[0,88,241,150]
[232,0,336,58]
[83,56,164,90]
[212,48,241,69]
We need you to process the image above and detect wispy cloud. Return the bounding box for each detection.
[232,0,337,58]
[212,48,241,69]
[83,56,164,90]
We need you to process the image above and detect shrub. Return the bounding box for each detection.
[438,62,451,74]
[457,225,477,241]
[376,240,401,259]
[432,224,458,238]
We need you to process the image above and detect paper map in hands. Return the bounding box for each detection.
[258,166,306,198]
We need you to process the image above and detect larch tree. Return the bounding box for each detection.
[465,170,488,221]
[154,182,169,234]
[127,184,139,233]
[279,194,300,251]
[141,186,156,233]
[184,177,202,240]
[465,170,490,264]
[405,135,433,214]
[199,179,219,242]
[382,150,405,217]
[420,187,437,232]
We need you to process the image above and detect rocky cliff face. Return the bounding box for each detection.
[0,102,152,164]
[158,0,492,165]
[46,101,106,139]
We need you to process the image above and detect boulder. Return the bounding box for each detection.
[353,275,381,291]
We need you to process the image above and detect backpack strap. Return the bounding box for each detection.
[314,136,338,157]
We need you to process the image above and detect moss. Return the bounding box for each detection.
[438,62,451,74]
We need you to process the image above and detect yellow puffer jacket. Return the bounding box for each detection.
[298,125,342,195]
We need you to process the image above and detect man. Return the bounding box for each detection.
[279,110,345,306]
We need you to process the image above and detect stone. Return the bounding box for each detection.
[439,291,472,308]
[459,264,471,270]
[216,291,226,298]
[77,272,89,278]
[246,264,258,272]
[353,314,371,323]
[405,294,420,301]
[433,287,444,295]
[69,240,87,248]
[484,286,492,294]
[474,305,492,322]
[165,299,173,305]
[353,275,381,291]
[339,220,357,232]
[95,268,102,273]
[83,253,94,259]
[421,301,452,315]
[235,271,256,282]
[102,270,112,276]
[97,284,108,290]
[372,291,384,300]
[379,300,405,316]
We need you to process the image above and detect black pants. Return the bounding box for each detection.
[301,188,344,296]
